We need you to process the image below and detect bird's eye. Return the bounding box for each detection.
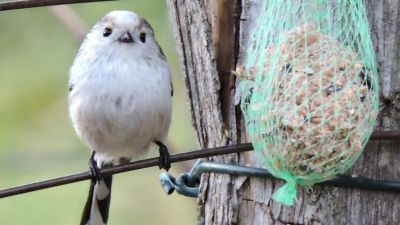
[139,32,146,43]
[103,27,112,37]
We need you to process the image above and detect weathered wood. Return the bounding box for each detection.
[166,0,227,149]
[167,0,400,224]
[366,0,400,100]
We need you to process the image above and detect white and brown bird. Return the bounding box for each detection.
[68,11,173,225]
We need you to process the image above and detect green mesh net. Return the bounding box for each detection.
[238,0,379,205]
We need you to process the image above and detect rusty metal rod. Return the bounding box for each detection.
[0,0,117,11]
[0,131,398,199]
[370,130,400,140]
[0,143,253,198]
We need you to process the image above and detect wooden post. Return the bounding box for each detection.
[166,0,400,224]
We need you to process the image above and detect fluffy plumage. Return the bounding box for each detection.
[68,11,172,225]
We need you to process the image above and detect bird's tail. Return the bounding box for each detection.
[80,175,113,225]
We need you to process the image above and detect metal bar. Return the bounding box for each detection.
[194,162,400,192]
[370,131,400,140]
[0,0,117,11]
[192,161,272,178]
[321,175,400,191]
[160,161,400,197]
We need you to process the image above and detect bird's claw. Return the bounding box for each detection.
[155,141,171,171]
[89,156,102,183]
[158,148,171,171]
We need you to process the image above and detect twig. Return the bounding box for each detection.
[48,5,87,45]
[0,0,117,11]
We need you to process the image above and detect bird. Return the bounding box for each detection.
[68,11,173,225]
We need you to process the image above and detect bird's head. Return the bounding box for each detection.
[81,11,164,60]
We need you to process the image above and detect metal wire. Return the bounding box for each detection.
[0,130,398,199]
[0,0,117,11]
[0,143,252,198]
[160,160,400,197]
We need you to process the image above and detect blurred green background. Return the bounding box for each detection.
[0,1,197,224]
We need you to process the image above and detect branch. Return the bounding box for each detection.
[48,5,87,45]
[0,0,117,11]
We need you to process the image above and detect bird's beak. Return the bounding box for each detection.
[118,32,134,43]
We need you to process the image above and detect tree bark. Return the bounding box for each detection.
[166,0,400,224]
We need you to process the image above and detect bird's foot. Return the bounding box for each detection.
[155,141,171,171]
[89,152,102,183]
